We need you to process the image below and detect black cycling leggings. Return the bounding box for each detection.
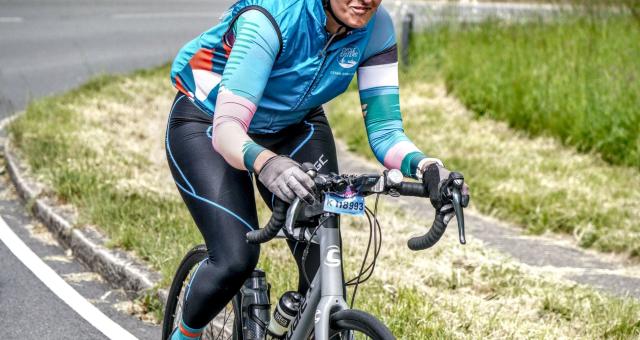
[165,92,339,329]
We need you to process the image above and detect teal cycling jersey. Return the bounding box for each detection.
[170,0,432,178]
[171,0,393,133]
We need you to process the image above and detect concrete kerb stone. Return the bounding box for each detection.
[2,137,169,307]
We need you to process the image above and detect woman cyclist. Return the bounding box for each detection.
[166,0,470,338]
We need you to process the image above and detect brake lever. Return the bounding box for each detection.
[451,187,466,244]
[448,172,466,245]
[285,198,304,236]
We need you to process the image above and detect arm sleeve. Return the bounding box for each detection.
[358,10,427,178]
[211,9,280,171]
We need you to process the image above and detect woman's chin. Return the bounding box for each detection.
[345,18,368,28]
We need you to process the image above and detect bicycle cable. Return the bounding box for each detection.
[348,205,374,285]
[348,194,383,308]
[300,214,329,288]
[354,199,383,285]
[348,194,382,285]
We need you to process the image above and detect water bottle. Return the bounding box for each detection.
[240,269,271,339]
[267,291,303,337]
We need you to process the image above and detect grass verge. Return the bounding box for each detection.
[408,14,639,168]
[8,66,640,337]
[328,80,640,257]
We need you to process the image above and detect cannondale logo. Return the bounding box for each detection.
[337,47,359,69]
[324,246,341,267]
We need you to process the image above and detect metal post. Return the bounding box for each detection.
[400,12,414,66]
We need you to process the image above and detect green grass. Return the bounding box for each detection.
[8,65,640,337]
[325,11,640,256]
[8,68,201,282]
[329,79,640,257]
[408,14,640,168]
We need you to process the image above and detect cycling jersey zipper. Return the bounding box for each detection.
[320,30,341,57]
[292,29,343,110]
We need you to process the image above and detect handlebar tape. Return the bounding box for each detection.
[397,182,428,197]
[246,199,288,244]
[407,213,447,251]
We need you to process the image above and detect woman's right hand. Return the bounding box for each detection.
[421,162,470,220]
[257,155,315,204]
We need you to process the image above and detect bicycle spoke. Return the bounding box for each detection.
[214,306,232,340]
[327,330,373,340]
[214,317,224,340]
[214,308,225,340]
[171,264,237,340]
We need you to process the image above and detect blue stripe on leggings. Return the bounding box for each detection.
[166,95,195,194]
[174,181,255,231]
[271,120,315,207]
[290,121,315,157]
[166,95,255,231]
[184,259,207,302]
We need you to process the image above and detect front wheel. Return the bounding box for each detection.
[329,309,395,340]
[162,244,242,340]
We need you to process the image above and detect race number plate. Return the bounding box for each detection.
[323,193,365,216]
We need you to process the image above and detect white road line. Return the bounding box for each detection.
[112,12,219,19]
[0,17,23,23]
[0,217,138,340]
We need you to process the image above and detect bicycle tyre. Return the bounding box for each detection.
[329,309,395,340]
[162,244,243,340]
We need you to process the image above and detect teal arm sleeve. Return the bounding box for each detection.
[221,9,281,104]
[358,45,427,178]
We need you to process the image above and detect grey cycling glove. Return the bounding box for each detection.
[258,155,315,204]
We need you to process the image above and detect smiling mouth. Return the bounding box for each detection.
[350,6,370,15]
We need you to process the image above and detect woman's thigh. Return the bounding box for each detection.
[166,94,260,262]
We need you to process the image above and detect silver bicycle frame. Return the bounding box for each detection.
[283,204,349,340]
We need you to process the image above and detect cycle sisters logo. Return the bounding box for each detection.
[337,47,359,69]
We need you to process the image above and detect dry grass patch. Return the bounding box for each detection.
[70,76,175,198]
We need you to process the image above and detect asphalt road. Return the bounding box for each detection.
[0,0,232,117]
[0,0,232,338]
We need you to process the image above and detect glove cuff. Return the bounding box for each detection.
[416,158,444,180]
[257,155,288,176]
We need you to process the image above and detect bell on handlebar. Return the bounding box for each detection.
[386,169,404,187]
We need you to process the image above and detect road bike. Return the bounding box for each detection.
[162,164,468,340]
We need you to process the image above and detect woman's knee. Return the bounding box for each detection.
[211,245,260,284]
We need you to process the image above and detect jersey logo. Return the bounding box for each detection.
[337,47,359,69]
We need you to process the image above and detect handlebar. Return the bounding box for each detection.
[246,165,467,251]
[407,172,466,250]
[245,197,288,244]
[407,212,448,250]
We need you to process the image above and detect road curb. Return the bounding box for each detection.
[3,138,168,305]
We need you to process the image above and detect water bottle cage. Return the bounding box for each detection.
[240,301,271,339]
[243,303,271,328]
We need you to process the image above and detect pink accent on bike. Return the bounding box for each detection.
[383,141,420,170]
